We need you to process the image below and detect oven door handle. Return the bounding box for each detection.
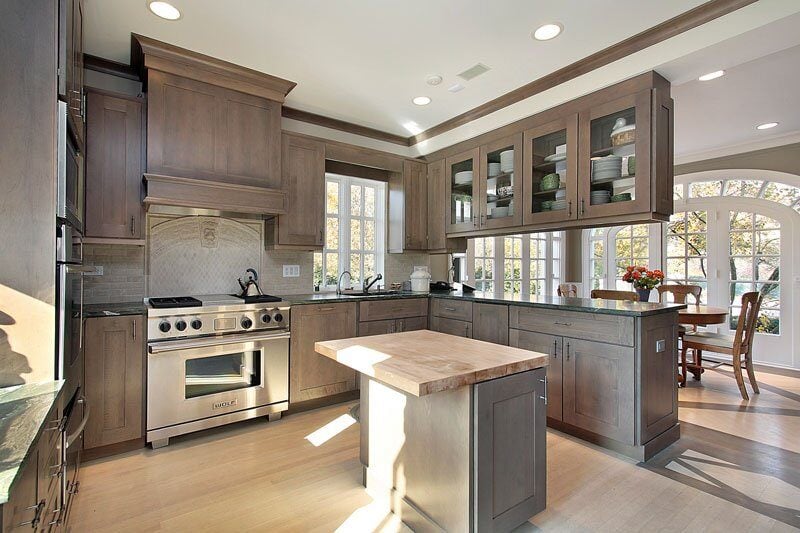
[66,397,89,449]
[148,331,291,354]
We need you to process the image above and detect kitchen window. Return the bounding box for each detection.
[465,232,563,297]
[314,174,386,291]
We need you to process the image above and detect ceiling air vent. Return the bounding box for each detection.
[457,63,491,81]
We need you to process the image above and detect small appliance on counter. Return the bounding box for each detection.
[410,266,431,293]
[430,281,455,292]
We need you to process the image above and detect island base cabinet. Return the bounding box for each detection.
[430,316,472,338]
[562,338,635,445]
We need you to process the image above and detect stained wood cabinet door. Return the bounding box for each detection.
[84,316,144,449]
[290,303,358,403]
[477,133,523,231]
[430,316,472,338]
[397,316,427,332]
[358,319,396,337]
[2,449,38,531]
[474,368,546,532]
[472,303,509,345]
[272,133,325,248]
[404,160,427,250]
[445,148,480,233]
[62,0,85,145]
[562,338,635,444]
[509,329,563,421]
[85,90,145,239]
[147,70,282,189]
[426,160,467,254]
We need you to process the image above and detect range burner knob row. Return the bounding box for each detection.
[273,312,284,323]
[158,320,171,333]
[261,313,272,324]
[191,319,202,330]
[175,320,187,332]
[241,317,253,329]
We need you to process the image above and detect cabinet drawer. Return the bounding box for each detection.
[509,306,634,346]
[398,315,427,332]
[359,319,396,337]
[359,298,427,322]
[431,316,472,338]
[431,298,473,321]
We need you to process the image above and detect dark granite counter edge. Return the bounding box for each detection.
[83,302,146,318]
[284,291,685,317]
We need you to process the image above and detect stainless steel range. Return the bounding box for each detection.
[146,294,290,448]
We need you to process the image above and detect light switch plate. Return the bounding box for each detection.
[283,265,300,278]
[656,339,666,353]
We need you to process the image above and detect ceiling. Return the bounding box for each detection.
[84,0,707,136]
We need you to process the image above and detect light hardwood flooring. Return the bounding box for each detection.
[70,367,800,532]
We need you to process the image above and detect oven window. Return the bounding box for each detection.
[184,351,262,399]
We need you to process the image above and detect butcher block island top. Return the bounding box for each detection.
[315,329,549,396]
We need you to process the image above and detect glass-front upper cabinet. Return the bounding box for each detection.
[523,115,578,225]
[579,90,652,218]
[478,133,523,230]
[446,148,480,233]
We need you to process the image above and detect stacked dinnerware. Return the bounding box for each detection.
[454,171,473,185]
[590,190,611,204]
[499,150,514,173]
[591,155,622,182]
[488,162,501,177]
[555,189,567,200]
[551,199,567,211]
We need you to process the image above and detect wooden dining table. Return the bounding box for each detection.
[677,305,728,384]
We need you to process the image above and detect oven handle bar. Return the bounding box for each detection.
[148,331,291,354]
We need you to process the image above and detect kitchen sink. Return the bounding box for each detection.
[338,290,400,297]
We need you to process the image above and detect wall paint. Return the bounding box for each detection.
[675,142,800,176]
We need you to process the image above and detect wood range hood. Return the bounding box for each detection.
[133,34,297,217]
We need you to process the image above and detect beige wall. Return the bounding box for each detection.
[675,143,800,176]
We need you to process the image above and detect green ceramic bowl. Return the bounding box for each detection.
[611,193,632,202]
[541,200,553,211]
[541,173,560,191]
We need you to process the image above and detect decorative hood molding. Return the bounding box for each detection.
[143,174,286,216]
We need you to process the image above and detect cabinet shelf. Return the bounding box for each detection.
[486,170,514,181]
[451,183,474,194]
[591,140,635,157]
[532,186,565,197]
[590,174,636,186]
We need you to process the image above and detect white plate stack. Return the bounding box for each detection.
[488,162,501,177]
[500,150,514,173]
[590,190,611,204]
[591,156,622,182]
[454,171,473,185]
[551,199,567,211]
[555,189,566,200]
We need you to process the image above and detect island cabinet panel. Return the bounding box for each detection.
[474,368,547,532]
[268,133,325,249]
[85,90,145,239]
[430,316,472,338]
[562,338,635,444]
[472,303,509,345]
[84,316,145,449]
[510,306,634,346]
[638,313,679,443]
[147,70,282,189]
[290,303,358,403]
[510,329,562,421]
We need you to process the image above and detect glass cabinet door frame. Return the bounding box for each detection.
[478,132,524,230]
[522,115,578,226]
[445,147,480,233]
[578,89,652,219]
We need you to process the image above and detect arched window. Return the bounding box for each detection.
[582,223,660,295]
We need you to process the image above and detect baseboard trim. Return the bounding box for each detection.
[286,390,359,415]
[83,437,146,461]
[547,418,680,462]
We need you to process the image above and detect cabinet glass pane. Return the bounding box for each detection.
[589,107,636,206]
[484,145,516,221]
[450,158,474,225]
[530,129,567,214]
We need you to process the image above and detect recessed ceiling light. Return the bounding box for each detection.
[412,96,431,106]
[148,1,181,20]
[756,122,779,130]
[426,75,443,86]
[532,23,563,41]
[698,70,725,81]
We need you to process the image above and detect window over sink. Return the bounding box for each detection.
[314,174,386,291]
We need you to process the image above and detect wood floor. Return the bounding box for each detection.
[70,367,800,532]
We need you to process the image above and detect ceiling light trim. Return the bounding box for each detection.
[698,70,725,81]
[147,1,181,21]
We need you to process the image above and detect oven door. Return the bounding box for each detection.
[147,332,289,431]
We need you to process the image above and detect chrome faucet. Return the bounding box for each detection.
[336,271,352,295]
[363,273,383,293]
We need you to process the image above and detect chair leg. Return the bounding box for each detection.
[745,351,759,394]
[691,349,703,381]
[680,345,688,387]
[732,351,749,401]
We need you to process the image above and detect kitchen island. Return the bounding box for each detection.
[316,330,549,532]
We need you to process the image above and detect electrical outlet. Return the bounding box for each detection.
[656,339,666,353]
[282,265,300,278]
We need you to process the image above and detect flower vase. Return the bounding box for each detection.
[636,288,651,302]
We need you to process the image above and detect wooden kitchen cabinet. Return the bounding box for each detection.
[358,298,428,336]
[1,450,38,532]
[146,69,282,189]
[426,159,466,254]
[60,0,85,145]
[85,89,145,239]
[430,316,472,338]
[477,133,523,231]
[472,302,508,345]
[290,303,358,403]
[267,133,326,249]
[389,160,427,252]
[84,316,145,450]
[445,148,480,233]
[510,329,563,421]
[562,338,635,444]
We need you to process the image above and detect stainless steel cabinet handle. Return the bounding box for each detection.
[444,307,456,312]
[318,306,335,312]
[480,214,485,226]
[580,199,585,217]
[566,342,571,361]
[568,200,572,217]
[130,216,135,236]
[149,331,290,353]
[132,319,136,340]
[554,321,572,326]
[18,500,44,527]
[539,377,548,405]
[67,397,89,448]
[552,339,558,358]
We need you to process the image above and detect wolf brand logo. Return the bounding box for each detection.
[213,398,237,410]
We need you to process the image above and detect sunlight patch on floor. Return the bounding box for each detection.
[305,413,356,447]
[335,499,407,533]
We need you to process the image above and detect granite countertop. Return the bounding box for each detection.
[83,301,146,318]
[283,290,684,316]
[316,330,548,396]
[0,381,64,505]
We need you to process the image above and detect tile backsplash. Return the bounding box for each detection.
[384,252,431,286]
[81,244,146,304]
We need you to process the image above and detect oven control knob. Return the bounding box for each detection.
[158,320,171,333]
[261,314,271,324]
[273,312,284,323]
[241,317,253,329]
[175,320,187,331]
[191,319,202,330]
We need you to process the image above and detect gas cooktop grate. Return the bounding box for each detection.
[148,296,203,309]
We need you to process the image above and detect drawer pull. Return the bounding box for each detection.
[566,341,571,361]
[554,321,572,326]
[444,307,456,312]
[552,339,558,358]
[539,377,548,405]
[318,306,336,311]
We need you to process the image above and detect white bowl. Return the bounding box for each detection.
[454,171,473,184]
[488,163,501,177]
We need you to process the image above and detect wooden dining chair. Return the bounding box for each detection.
[659,284,702,387]
[590,289,639,302]
[682,292,763,400]
[557,283,578,298]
